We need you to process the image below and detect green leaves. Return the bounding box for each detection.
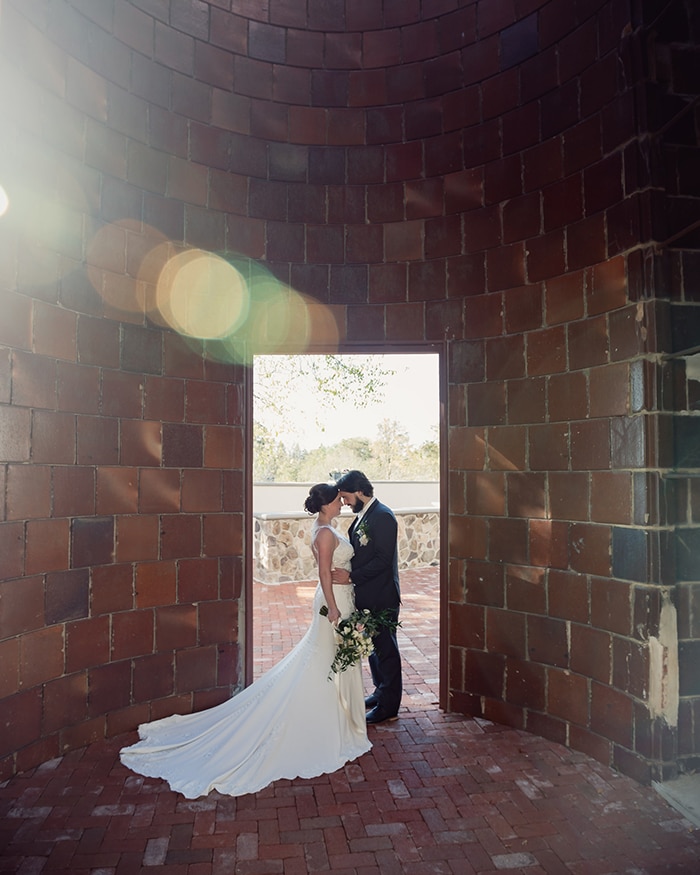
[322,608,401,679]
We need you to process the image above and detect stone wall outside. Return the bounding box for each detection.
[254,510,440,584]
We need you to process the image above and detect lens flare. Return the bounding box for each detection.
[86,228,341,362]
[242,269,338,356]
[155,249,249,339]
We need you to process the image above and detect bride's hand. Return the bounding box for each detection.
[327,605,341,625]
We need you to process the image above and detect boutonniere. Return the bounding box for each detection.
[355,518,370,547]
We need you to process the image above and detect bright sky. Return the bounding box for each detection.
[255,353,440,451]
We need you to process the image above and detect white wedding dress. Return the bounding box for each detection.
[120,523,370,798]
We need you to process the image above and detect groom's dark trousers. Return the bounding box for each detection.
[348,499,402,716]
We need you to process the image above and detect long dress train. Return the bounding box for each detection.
[119,524,370,799]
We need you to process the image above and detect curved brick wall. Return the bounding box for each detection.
[0,0,698,784]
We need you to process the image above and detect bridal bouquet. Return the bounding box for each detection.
[320,605,400,677]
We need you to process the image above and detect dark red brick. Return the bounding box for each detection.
[526,325,566,375]
[467,381,506,426]
[463,650,506,699]
[526,229,566,282]
[65,616,110,673]
[506,657,546,710]
[175,645,218,693]
[571,624,612,684]
[466,471,505,516]
[568,313,609,369]
[591,578,633,636]
[590,472,633,525]
[156,604,197,651]
[529,423,569,471]
[450,514,488,559]
[486,607,526,659]
[71,517,114,568]
[589,362,631,417]
[6,465,51,521]
[139,469,181,514]
[490,516,528,565]
[550,371,589,422]
[12,351,57,409]
[490,427,528,472]
[571,419,611,471]
[545,271,585,325]
[569,523,612,576]
[505,565,546,614]
[20,625,64,689]
[26,519,70,574]
[590,681,634,748]
[549,471,589,522]
[528,615,569,668]
[530,520,569,570]
[508,376,546,424]
[133,651,175,703]
[487,243,526,292]
[548,667,589,726]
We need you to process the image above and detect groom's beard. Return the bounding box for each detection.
[352,498,364,514]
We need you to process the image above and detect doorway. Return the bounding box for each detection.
[245,347,447,711]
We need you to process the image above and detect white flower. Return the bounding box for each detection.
[355,520,371,547]
[319,606,401,677]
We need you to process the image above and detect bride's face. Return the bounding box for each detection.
[323,494,342,517]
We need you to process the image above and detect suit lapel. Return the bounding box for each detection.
[351,500,376,544]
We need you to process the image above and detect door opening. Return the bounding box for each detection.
[246,348,446,713]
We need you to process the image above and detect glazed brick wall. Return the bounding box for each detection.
[0,0,698,784]
[0,0,247,778]
[0,306,245,775]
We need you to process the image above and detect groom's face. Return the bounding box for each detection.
[339,491,364,514]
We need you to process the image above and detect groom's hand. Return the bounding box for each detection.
[330,567,351,585]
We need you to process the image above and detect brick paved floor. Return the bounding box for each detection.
[2,567,699,873]
[253,568,439,714]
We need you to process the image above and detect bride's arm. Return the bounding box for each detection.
[314,529,341,625]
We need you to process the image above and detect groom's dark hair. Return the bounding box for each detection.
[335,469,373,497]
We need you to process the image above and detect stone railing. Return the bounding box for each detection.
[253,509,439,584]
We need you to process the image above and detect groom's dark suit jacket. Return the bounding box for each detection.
[348,499,401,611]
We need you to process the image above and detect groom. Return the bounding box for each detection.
[331,470,402,724]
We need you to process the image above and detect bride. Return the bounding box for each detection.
[119,482,371,798]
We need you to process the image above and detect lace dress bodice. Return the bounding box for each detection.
[312,523,353,571]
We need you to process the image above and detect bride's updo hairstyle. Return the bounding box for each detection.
[304,483,339,515]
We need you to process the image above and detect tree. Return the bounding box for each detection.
[253,422,287,481]
[371,419,411,479]
[252,425,438,483]
[252,354,439,482]
[254,354,393,427]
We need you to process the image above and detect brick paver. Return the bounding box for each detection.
[1,567,699,873]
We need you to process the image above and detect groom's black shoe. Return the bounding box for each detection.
[364,693,380,709]
[366,706,398,725]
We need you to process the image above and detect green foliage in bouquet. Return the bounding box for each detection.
[320,605,401,677]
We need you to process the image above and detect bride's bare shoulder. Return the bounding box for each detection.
[312,524,334,542]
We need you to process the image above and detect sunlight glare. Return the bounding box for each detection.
[0,185,9,217]
[155,249,249,340]
[244,274,339,356]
